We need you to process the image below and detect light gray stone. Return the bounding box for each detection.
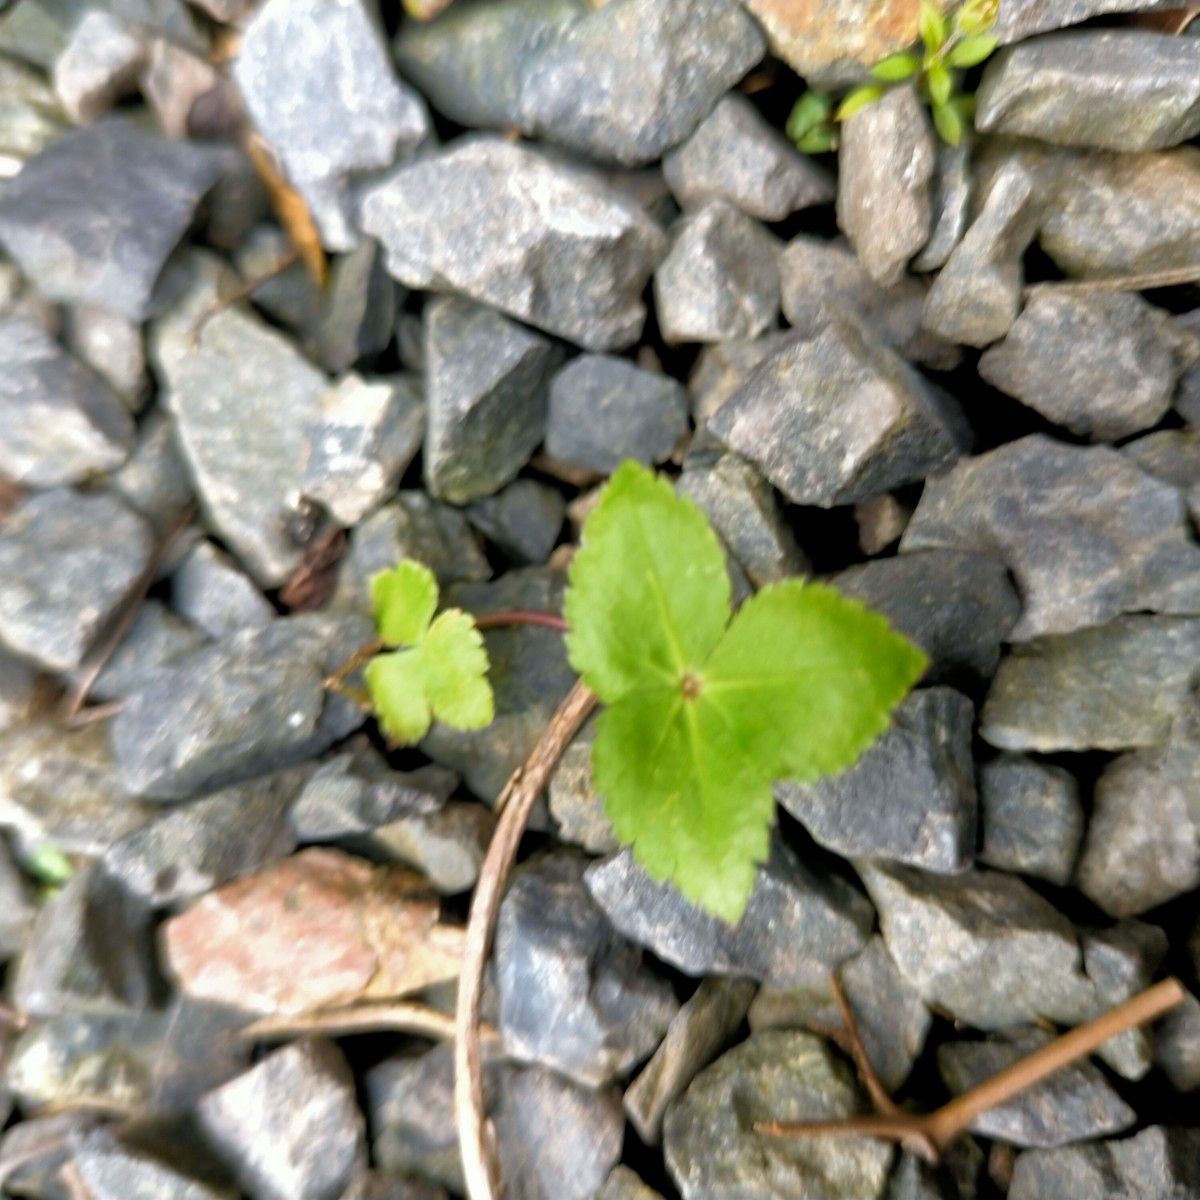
[363,801,495,895]
[71,1128,236,1200]
[911,139,972,273]
[600,1167,664,1200]
[467,480,565,565]
[1156,993,1200,1092]
[993,0,1183,43]
[1122,429,1200,525]
[687,331,792,427]
[64,304,147,411]
[547,721,618,855]
[0,51,66,172]
[84,600,208,704]
[172,541,274,641]
[51,9,145,123]
[110,411,194,536]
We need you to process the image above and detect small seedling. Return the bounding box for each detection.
[23,842,73,893]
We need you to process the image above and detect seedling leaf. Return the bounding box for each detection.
[920,1,948,51]
[932,96,964,144]
[373,560,439,647]
[836,83,889,122]
[872,51,920,81]
[927,61,954,105]
[796,126,838,154]
[946,32,997,67]
[787,90,833,141]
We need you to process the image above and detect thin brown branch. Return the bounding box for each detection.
[1034,265,1200,294]
[241,1001,498,1044]
[243,132,328,288]
[455,680,598,1200]
[324,639,382,701]
[473,610,569,633]
[828,972,901,1118]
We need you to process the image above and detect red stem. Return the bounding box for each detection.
[474,610,568,633]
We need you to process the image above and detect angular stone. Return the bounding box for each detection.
[360,138,665,351]
[198,1040,366,1200]
[860,863,1096,1030]
[299,373,424,525]
[838,84,934,286]
[0,118,220,320]
[51,9,145,123]
[708,313,965,507]
[977,31,1200,152]
[600,1167,664,1200]
[1074,734,1200,916]
[663,93,833,221]
[912,139,972,273]
[833,550,1019,682]
[64,304,147,411]
[233,222,323,334]
[978,288,1188,440]
[517,0,764,166]
[654,202,780,344]
[111,411,195,536]
[546,354,688,474]
[980,616,1200,753]
[547,721,617,855]
[688,331,792,427]
[585,840,873,986]
[424,296,561,504]
[993,0,1183,43]
[467,480,565,565]
[0,313,134,487]
[664,1030,893,1200]
[111,613,370,800]
[364,800,495,895]
[0,52,67,170]
[234,0,430,250]
[309,238,398,374]
[1123,429,1200,525]
[141,36,223,140]
[778,688,977,874]
[171,541,274,641]
[902,436,1200,640]
[978,755,1083,886]
[0,488,152,673]
[340,1173,449,1200]
[85,601,207,705]
[0,648,37,732]
[70,1127,236,1200]
[1156,993,1200,1092]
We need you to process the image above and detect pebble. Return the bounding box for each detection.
[234,0,430,250]
[1156,993,1200,1092]
[424,296,562,504]
[545,354,689,475]
[63,304,147,411]
[171,541,275,641]
[600,1167,664,1200]
[688,331,792,427]
[51,9,145,124]
[309,238,399,374]
[547,722,618,855]
[912,139,972,273]
[364,800,495,895]
[654,201,780,344]
[902,436,1200,640]
[1122,429,1200,524]
[837,84,934,286]
[976,31,1200,152]
[111,412,194,536]
[141,37,223,140]
[467,479,565,565]
[70,1126,237,1200]
[0,52,67,171]
[585,841,873,986]
[360,137,665,352]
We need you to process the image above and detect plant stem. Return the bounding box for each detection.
[455,680,598,1200]
[474,610,569,633]
[241,1001,499,1045]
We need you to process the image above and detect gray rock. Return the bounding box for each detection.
[585,840,873,986]
[0,118,220,320]
[978,755,1083,886]
[198,1039,366,1200]
[837,84,934,286]
[340,1174,449,1200]
[902,436,1200,640]
[517,0,764,166]
[624,978,755,1144]
[545,354,688,474]
[0,839,33,961]
[663,1030,894,1200]
[547,721,618,855]
[111,613,370,801]
[780,235,960,371]
[110,411,194,536]
[299,373,424,525]
[707,314,965,507]
[1074,733,1200,916]
[1156,992,1200,1092]
[1176,312,1200,424]
[860,863,1096,1030]
[0,648,38,732]
[467,480,565,565]
[498,853,678,1087]
[63,304,147,411]
[1008,1127,1200,1200]
[309,239,398,374]
[0,488,152,673]
[654,202,780,344]
[980,616,1200,753]
[0,1114,102,1198]
[938,1029,1135,1148]
[70,1127,236,1200]
[172,542,274,641]
[234,0,430,250]
[978,288,1188,440]
[360,137,665,351]
[363,800,495,895]
[1123,429,1200,524]
[424,296,561,504]
[0,51,66,170]
[662,92,833,220]
[600,1167,664,1200]
[993,0,1183,43]
[912,139,972,273]
[233,223,323,334]
[777,688,977,874]
[977,31,1200,152]
[51,9,144,123]
[0,313,134,487]
[688,331,792,427]
[141,36,224,140]
[833,550,1020,682]
[85,601,208,704]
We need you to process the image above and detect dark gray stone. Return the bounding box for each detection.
[424,296,561,503]
[979,288,1189,440]
[977,31,1200,152]
[0,839,34,961]
[234,0,430,250]
[938,1029,1135,1148]
[912,139,972,273]
[363,800,495,894]
[1123,429,1200,524]
[0,118,220,320]
[517,0,764,166]
[310,238,398,374]
[0,647,38,733]
[110,411,195,537]
[1156,993,1200,1092]
[663,1030,893,1200]
[600,1167,664,1200]
[978,755,1083,886]
[234,223,323,334]
[708,314,965,507]
[197,1039,366,1200]
[902,436,1200,640]
[497,852,678,1087]
[663,93,833,221]
[833,550,1020,682]
[467,480,565,565]
[1074,733,1200,916]
[545,354,688,474]
[0,314,134,486]
[51,9,145,123]
[360,137,665,352]
[70,1127,236,1200]
[688,331,792,427]
[0,488,153,673]
[85,601,208,705]
[585,840,873,986]
[654,202,780,344]
[547,721,618,855]
[993,0,1183,43]
[111,613,370,801]
[171,542,274,641]
[981,616,1200,753]
[837,84,934,286]
[860,863,1096,1030]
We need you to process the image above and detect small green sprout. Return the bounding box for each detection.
[24,842,74,890]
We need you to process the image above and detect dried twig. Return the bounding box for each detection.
[1033,265,1200,295]
[828,974,901,1120]
[473,610,569,634]
[243,132,327,288]
[279,526,347,612]
[455,681,598,1200]
[241,1001,498,1044]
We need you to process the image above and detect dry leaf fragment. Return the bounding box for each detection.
[243,132,328,288]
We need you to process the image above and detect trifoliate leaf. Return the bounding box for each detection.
[946,32,997,67]
[566,462,926,923]
[872,51,920,81]
[366,650,431,743]
[421,610,494,730]
[932,96,964,144]
[836,83,889,122]
[372,560,438,648]
[927,60,954,105]
[919,1,948,51]
[786,90,833,141]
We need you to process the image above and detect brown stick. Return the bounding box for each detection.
[474,610,569,633]
[455,681,598,1200]
[1035,265,1200,294]
[241,1001,498,1044]
[828,973,901,1119]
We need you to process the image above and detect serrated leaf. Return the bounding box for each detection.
[926,60,954,105]
[932,96,964,144]
[836,83,889,122]
[919,1,948,50]
[872,51,921,81]
[421,610,494,730]
[946,32,997,67]
[372,561,439,648]
[786,90,832,141]
[796,126,838,154]
[366,650,432,743]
